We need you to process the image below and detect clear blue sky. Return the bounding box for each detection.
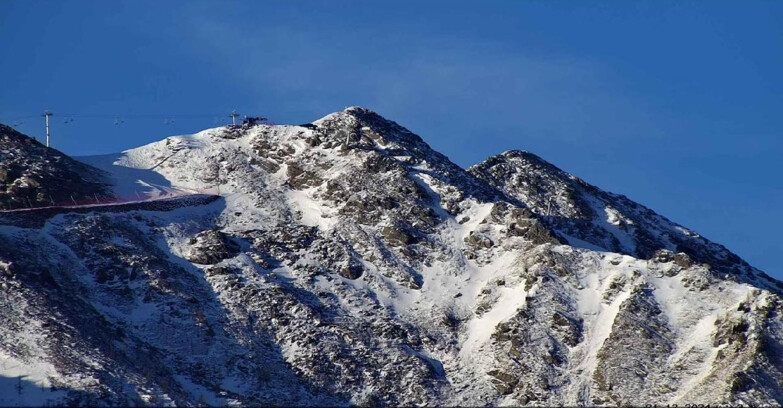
[1,1,781,277]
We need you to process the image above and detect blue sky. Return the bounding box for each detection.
[1,1,781,276]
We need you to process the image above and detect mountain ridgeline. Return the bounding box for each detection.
[0,107,781,406]
[0,124,109,210]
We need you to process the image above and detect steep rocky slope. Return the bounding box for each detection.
[0,108,781,406]
[0,124,109,210]
[469,150,779,291]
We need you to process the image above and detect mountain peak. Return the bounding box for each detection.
[500,149,534,157]
[2,111,782,406]
[311,106,425,148]
[470,148,779,292]
[343,105,374,114]
[478,149,569,177]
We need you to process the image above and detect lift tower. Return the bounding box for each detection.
[43,110,52,147]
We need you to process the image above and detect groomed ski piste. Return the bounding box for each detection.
[0,143,222,227]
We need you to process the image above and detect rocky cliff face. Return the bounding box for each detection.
[0,107,781,406]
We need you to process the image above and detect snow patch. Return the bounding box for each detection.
[285,188,336,231]
[0,351,68,406]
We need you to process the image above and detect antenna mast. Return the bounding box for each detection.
[43,110,52,147]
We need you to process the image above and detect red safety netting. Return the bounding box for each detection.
[0,186,220,213]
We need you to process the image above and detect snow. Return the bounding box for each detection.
[3,108,778,406]
[561,233,611,253]
[575,280,631,388]
[129,299,159,323]
[285,187,337,231]
[0,351,68,406]
[174,375,228,406]
[604,206,633,227]
[455,201,494,241]
[77,152,185,199]
[460,277,529,357]
[646,271,753,403]
[586,195,637,253]
[78,128,228,196]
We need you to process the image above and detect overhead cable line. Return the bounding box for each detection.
[0,110,268,147]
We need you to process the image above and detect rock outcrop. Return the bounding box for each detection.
[0,108,780,406]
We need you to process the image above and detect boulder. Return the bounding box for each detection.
[185,230,240,265]
[381,225,416,246]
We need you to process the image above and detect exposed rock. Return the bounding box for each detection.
[0,124,109,209]
[185,230,240,264]
[470,150,761,282]
[465,230,494,249]
[380,224,416,246]
[0,108,780,407]
[286,161,323,189]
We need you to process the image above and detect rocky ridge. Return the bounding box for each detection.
[0,124,109,210]
[0,107,781,406]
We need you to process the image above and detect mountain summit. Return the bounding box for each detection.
[0,107,781,406]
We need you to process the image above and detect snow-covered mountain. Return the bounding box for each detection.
[469,150,781,292]
[0,107,781,406]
